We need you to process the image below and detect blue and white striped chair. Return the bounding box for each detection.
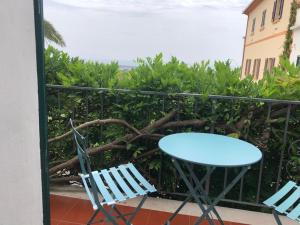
[70,119,156,225]
[264,181,300,224]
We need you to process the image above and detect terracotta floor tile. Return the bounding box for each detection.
[50,195,249,225]
[147,211,170,225]
[147,210,191,225]
[62,199,104,224]
[51,219,60,225]
[50,195,81,220]
[115,205,151,225]
[57,221,84,225]
[165,214,190,225]
[189,216,219,225]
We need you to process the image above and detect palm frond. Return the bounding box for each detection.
[44,19,66,47]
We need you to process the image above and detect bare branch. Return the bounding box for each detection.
[142,110,177,133]
[48,119,141,143]
[49,144,126,174]
[161,119,207,129]
[49,111,177,175]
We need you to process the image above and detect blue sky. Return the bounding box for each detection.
[44,0,250,66]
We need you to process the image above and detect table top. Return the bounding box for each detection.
[158,133,262,167]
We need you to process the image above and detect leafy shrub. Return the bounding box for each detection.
[46,46,300,207]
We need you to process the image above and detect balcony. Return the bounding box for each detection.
[47,85,300,225]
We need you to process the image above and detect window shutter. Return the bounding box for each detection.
[252,59,257,75]
[272,1,276,21]
[244,60,248,74]
[270,58,275,70]
[279,0,284,19]
[297,56,300,66]
[247,59,252,75]
[264,58,268,72]
[256,59,261,79]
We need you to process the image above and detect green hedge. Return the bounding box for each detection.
[46,46,300,208]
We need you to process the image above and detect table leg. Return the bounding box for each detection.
[164,166,216,225]
[171,159,216,225]
[193,166,249,225]
[184,163,224,225]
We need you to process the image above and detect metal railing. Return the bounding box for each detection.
[47,84,300,209]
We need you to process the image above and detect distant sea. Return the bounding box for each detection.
[120,64,137,71]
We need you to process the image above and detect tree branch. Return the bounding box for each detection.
[49,144,126,175]
[161,119,207,129]
[49,111,177,175]
[48,119,141,143]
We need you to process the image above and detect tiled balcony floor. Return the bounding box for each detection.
[50,195,247,225]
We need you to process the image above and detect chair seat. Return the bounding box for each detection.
[80,163,156,209]
[264,181,300,223]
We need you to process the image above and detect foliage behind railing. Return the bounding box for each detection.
[47,85,300,210]
[45,45,300,209]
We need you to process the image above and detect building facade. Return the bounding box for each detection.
[241,0,293,79]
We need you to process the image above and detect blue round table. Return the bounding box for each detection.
[159,132,262,167]
[158,132,262,225]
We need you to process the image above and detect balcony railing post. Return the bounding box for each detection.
[276,104,292,191]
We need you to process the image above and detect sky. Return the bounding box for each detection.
[44,0,250,67]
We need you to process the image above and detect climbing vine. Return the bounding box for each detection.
[282,0,300,58]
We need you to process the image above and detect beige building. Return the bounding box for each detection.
[241,0,294,79]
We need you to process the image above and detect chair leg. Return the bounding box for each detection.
[113,205,130,224]
[110,195,147,225]
[87,209,100,225]
[95,206,119,225]
[92,195,147,225]
[273,210,283,225]
[128,195,147,224]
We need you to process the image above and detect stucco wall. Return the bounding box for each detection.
[242,33,286,79]
[0,0,44,225]
[242,0,293,78]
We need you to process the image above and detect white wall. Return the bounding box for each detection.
[0,0,44,224]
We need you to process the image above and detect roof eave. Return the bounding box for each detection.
[243,0,261,15]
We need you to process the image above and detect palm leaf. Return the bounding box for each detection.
[44,19,66,47]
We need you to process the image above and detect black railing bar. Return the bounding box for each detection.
[46,85,300,105]
[57,89,61,110]
[158,153,163,190]
[239,175,244,201]
[276,104,292,191]
[223,168,228,190]
[205,174,210,196]
[256,157,264,203]
[159,94,165,189]
[210,99,216,133]
[256,103,272,203]
[85,91,89,115]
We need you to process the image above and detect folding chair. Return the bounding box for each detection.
[70,119,156,225]
[264,181,300,224]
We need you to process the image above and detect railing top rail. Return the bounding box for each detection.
[46,84,300,105]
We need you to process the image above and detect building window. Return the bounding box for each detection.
[245,59,252,75]
[272,0,284,21]
[261,10,267,28]
[264,58,276,72]
[251,18,256,33]
[253,59,261,79]
[297,56,300,66]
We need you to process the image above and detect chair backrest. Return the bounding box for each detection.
[69,119,101,209]
[70,119,91,176]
